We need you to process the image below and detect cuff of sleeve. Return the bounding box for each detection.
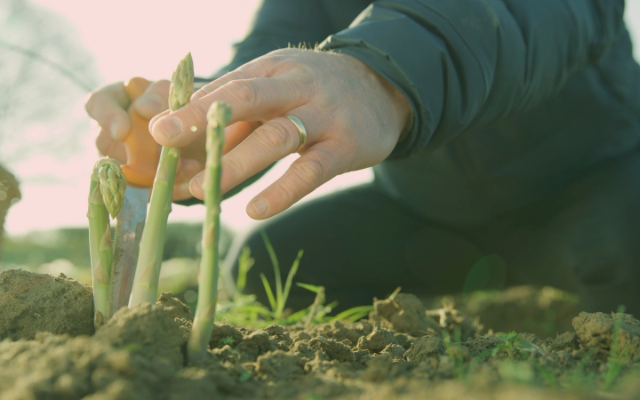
[318,36,426,159]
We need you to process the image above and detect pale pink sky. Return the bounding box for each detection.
[6,0,372,235]
[5,1,640,234]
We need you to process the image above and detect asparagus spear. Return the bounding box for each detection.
[98,159,126,219]
[87,158,125,328]
[187,102,230,363]
[129,53,194,306]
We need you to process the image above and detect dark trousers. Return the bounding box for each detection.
[225,151,640,316]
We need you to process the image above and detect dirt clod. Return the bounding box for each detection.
[158,291,192,322]
[552,331,577,351]
[95,303,185,370]
[572,311,640,360]
[210,323,244,348]
[0,269,94,340]
[405,335,446,362]
[308,336,355,363]
[381,343,406,359]
[373,293,440,336]
[356,325,399,353]
[256,350,306,378]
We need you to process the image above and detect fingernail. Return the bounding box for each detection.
[110,120,120,139]
[194,173,204,187]
[189,175,204,198]
[251,198,268,217]
[135,95,164,114]
[156,117,182,139]
[174,182,191,197]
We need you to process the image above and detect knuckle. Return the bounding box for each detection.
[194,77,222,100]
[225,80,258,107]
[257,120,294,152]
[151,79,170,93]
[292,158,324,188]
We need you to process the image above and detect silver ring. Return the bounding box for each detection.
[286,115,307,152]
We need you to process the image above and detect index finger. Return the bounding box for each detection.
[151,75,313,147]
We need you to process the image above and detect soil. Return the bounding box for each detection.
[1,270,639,400]
[0,269,94,340]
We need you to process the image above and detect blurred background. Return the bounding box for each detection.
[0,0,639,313]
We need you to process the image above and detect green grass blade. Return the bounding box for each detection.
[331,306,374,322]
[285,307,312,323]
[276,249,304,319]
[296,282,324,293]
[260,230,282,308]
[314,300,338,321]
[260,273,277,313]
[230,305,273,317]
[236,246,254,295]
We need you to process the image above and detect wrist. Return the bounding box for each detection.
[342,53,413,144]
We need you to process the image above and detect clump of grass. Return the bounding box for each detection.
[259,230,305,321]
[492,331,541,359]
[215,232,372,328]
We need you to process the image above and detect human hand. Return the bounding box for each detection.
[84,79,204,200]
[149,48,412,219]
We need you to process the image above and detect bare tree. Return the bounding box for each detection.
[0,0,101,252]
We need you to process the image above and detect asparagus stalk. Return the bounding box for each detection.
[129,53,194,306]
[187,102,230,363]
[87,158,125,328]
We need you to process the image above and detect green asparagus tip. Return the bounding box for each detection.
[207,102,232,134]
[169,52,194,111]
[95,158,126,218]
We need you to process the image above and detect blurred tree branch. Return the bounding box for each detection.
[0,0,102,246]
[0,39,93,92]
[0,0,101,165]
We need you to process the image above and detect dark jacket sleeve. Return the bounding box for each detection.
[318,0,626,158]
